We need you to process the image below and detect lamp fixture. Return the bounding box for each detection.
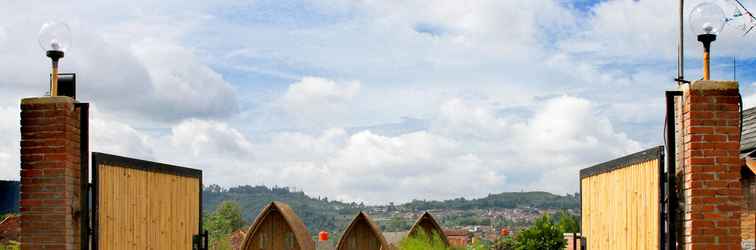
[690,2,726,80]
[38,21,72,96]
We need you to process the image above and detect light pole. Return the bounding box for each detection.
[38,21,72,96]
[689,2,726,80]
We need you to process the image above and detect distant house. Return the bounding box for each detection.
[240,201,315,250]
[738,107,756,248]
[382,231,407,248]
[336,212,390,250]
[443,229,470,248]
[0,214,19,244]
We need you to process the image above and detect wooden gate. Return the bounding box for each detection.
[91,152,204,250]
[580,146,665,250]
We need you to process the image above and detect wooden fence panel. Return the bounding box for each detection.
[93,153,202,250]
[580,147,663,250]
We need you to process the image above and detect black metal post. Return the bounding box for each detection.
[91,153,99,250]
[659,148,666,250]
[76,102,89,250]
[666,91,682,250]
[679,0,684,82]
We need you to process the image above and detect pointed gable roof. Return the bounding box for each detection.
[336,212,390,250]
[241,201,315,250]
[408,212,449,246]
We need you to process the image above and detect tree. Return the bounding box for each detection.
[555,210,579,233]
[510,214,565,250]
[204,201,245,250]
[493,236,516,250]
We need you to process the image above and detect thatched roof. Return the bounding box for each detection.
[241,201,315,250]
[336,212,390,250]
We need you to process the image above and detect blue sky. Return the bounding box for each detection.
[1,0,756,204]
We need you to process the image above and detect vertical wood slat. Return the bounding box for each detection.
[581,159,660,250]
[97,164,200,250]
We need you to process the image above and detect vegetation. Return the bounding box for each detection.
[203,200,245,250]
[398,230,463,250]
[493,212,578,250]
[0,241,20,250]
[554,210,579,233]
[382,216,414,232]
[401,192,580,211]
[203,184,580,235]
[203,184,357,234]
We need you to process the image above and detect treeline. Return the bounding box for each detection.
[202,184,581,236]
[399,191,580,210]
[203,184,364,234]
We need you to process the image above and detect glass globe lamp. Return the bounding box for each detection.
[38,21,72,53]
[690,2,725,80]
[38,21,72,96]
[690,2,726,35]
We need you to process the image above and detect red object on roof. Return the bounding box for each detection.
[319,231,329,241]
[500,228,510,236]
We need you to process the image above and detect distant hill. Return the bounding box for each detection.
[399,191,580,211]
[202,184,364,234]
[0,180,19,214]
[202,184,580,234]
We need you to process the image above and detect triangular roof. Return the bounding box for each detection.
[240,201,315,250]
[408,212,449,246]
[741,107,756,153]
[336,212,390,250]
[740,107,756,174]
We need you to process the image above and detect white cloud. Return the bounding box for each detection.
[169,119,253,157]
[278,77,361,127]
[91,115,154,160]
[155,95,640,204]
[283,77,360,106]
[0,0,692,204]
[0,1,238,124]
[0,106,20,181]
[744,82,756,108]
[130,39,238,120]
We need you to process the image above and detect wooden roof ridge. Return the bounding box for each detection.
[336,211,390,250]
[240,201,315,250]
[408,211,449,246]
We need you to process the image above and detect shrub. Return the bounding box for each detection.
[398,230,463,250]
[509,214,566,250]
[0,241,20,250]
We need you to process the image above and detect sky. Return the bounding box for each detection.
[1,0,756,204]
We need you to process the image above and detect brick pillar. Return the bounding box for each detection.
[19,97,81,250]
[682,80,743,250]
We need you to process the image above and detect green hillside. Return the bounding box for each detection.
[400,191,580,210]
[202,184,364,234]
[202,184,580,235]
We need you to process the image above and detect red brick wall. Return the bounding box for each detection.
[743,170,756,249]
[563,233,582,250]
[682,81,743,250]
[19,97,81,250]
